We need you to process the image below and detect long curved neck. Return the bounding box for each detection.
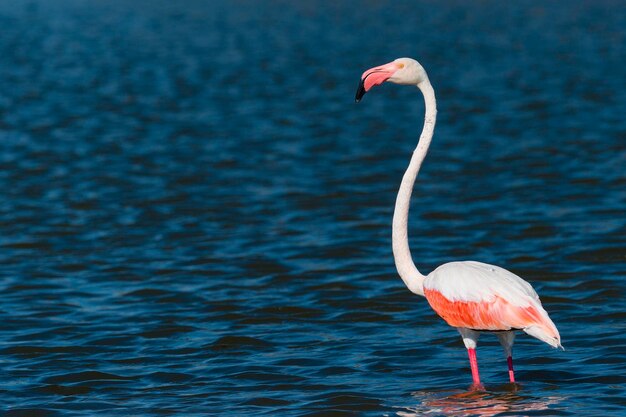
[392,79,437,296]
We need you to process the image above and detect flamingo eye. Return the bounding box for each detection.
[397,63,405,69]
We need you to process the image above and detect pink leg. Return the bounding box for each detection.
[467,348,481,387]
[507,356,515,383]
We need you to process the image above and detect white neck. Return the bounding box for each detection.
[392,78,437,296]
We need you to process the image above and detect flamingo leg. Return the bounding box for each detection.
[497,331,516,384]
[458,328,482,388]
[507,355,515,383]
[467,348,481,386]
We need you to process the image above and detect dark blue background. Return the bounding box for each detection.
[0,1,624,415]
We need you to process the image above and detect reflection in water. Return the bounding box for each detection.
[396,389,565,417]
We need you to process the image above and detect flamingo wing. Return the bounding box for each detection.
[423,261,561,348]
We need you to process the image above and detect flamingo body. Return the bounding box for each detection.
[355,57,562,387]
[424,261,561,348]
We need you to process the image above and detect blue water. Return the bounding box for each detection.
[0,1,625,416]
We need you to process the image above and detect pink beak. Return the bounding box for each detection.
[355,61,400,102]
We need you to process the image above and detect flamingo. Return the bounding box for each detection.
[355,58,561,388]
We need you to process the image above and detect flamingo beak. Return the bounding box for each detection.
[355,61,400,102]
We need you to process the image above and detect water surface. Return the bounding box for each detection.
[0,1,625,416]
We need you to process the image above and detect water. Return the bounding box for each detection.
[0,0,624,415]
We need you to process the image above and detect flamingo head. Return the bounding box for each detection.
[355,57,427,102]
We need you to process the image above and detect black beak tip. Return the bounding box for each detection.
[355,79,366,103]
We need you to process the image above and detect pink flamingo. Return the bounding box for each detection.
[355,58,561,387]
